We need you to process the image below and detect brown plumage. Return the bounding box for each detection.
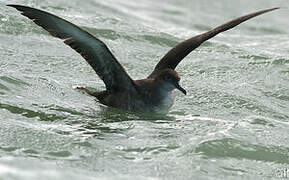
[8,5,279,113]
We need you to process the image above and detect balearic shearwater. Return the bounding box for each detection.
[8,5,279,113]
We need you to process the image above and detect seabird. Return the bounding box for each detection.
[8,5,279,113]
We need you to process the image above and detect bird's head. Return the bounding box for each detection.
[155,69,186,95]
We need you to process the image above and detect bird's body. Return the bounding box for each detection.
[8,5,279,114]
[94,81,175,113]
[83,70,179,113]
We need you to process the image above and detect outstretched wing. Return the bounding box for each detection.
[8,5,136,92]
[149,7,279,78]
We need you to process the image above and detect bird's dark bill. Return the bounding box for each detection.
[175,83,187,95]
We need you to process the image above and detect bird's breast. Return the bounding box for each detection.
[150,90,175,113]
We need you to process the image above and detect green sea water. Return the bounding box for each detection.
[0,0,289,179]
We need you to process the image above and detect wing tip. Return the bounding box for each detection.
[7,4,22,9]
[7,4,30,13]
[263,7,280,12]
[7,4,39,14]
[253,7,279,16]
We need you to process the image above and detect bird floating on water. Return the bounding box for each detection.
[8,5,279,114]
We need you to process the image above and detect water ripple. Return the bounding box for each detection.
[0,103,66,121]
[195,138,289,164]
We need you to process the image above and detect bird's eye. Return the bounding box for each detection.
[164,75,172,81]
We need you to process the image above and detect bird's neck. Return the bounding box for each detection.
[147,80,175,112]
[134,79,175,113]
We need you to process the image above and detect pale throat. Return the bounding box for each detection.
[155,88,176,112]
